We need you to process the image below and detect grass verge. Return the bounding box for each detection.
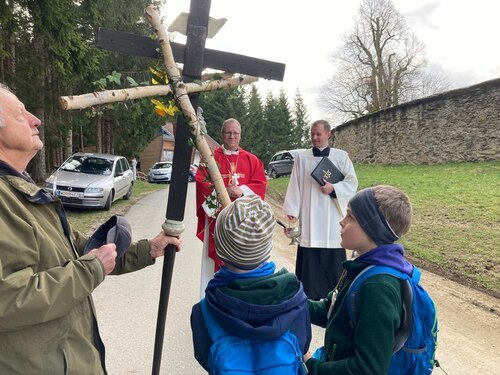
[65,180,167,237]
[267,161,500,298]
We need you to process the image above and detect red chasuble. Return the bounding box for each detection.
[195,147,267,271]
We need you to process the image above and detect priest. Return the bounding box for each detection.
[195,118,267,296]
[283,119,358,300]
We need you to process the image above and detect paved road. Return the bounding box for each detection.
[93,183,500,374]
[93,184,324,374]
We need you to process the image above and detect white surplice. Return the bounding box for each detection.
[283,148,358,248]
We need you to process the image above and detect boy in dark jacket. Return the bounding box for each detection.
[305,185,415,374]
[191,195,311,371]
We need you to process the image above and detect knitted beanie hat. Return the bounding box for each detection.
[214,195,276,270]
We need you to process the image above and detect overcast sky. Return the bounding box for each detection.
[162,0,500,121]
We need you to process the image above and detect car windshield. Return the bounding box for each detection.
[153,162,172,169]
[60,155,114,175]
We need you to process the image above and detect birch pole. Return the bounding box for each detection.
[60,75,257,110]
[144,4,231,207]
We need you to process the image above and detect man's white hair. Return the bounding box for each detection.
[0,99,4,128]
[0,83,13,128]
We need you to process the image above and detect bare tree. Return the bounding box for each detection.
[319,0,449,123]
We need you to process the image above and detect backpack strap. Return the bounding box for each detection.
[347,265,413,354]
[200,298,227,341]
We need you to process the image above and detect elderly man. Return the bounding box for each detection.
[195,118,267,295]
[0,84,181,374]
[283,119,358,300]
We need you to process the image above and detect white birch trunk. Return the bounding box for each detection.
[144,5,231,207]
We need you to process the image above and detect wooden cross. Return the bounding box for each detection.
[61,2,285,373]
[96,29,285,81]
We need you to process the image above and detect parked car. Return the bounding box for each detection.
[148,161,173,183]
[267,149,305,178]
[44,153,133,210]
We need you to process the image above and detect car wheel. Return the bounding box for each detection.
[104,191,114,210]
[123,183,133,200]
[270,169,278,179]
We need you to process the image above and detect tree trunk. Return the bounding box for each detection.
[96,116,103,153]
[103,115,112,153]
[27,33,47,182]
[64,129,72,159]
[0,6,16,84]
[80,125,84,151]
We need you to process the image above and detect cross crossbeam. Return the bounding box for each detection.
[97,27,285,81]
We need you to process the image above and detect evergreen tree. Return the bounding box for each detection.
[241,85,264,155]
[199,85,246,143]
[78,0,161,158]
[11,0,102,180]
[260,92,282,165]
[291,88,310,148]
[0,0,155,179]
[276,88,294,147]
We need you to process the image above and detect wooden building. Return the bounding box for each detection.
[139,122,220,173]
[138,124,175,173]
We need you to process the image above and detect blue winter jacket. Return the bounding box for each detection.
[190,264,311,371]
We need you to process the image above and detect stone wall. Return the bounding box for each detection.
[333,78,500,164]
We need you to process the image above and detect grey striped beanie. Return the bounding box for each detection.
[214,195,276,270]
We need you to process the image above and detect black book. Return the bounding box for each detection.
[310,157,345,186]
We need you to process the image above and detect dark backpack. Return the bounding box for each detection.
[347,265,438,375]
[200,298,307,375]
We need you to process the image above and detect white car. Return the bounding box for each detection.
[44,153,133,210]
[148,161,173,183]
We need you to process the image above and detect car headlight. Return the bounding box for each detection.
[85,187,104,193]
[43,181,54,189]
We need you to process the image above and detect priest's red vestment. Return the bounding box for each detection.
[195,146,267,271]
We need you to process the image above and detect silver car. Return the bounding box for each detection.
[44,153,134,210]
[267,149,305,178]
[148,161,173,183]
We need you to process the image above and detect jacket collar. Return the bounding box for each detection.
[0,160,30,180]
[0,160,55,204]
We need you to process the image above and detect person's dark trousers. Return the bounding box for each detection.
[295,246,346,300]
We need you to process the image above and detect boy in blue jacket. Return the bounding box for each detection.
[305,185,415,374]
[190,195,311,372]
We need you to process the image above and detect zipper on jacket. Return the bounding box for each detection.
[284,334,308,374]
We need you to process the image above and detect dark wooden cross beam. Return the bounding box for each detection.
[97,28,285,81]
[96,3,285,374]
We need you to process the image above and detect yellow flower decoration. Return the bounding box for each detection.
[150,67,168,85]
[151,99,179,117]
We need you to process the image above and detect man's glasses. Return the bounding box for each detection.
[222,131,241,136]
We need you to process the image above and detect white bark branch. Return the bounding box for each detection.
[60,75,257,110]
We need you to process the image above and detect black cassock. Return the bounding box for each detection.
[295,246,346,300]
